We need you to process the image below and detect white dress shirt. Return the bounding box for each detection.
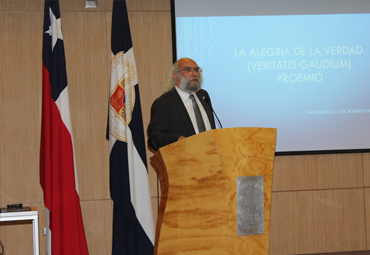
[175,86,212,134]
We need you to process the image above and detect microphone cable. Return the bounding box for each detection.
[202,95,223,129]
[212,109,223,129]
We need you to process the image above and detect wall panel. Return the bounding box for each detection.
[365,188,370,250]
[80,200,113,254]
[273,153,364,191]
[0,11,44,205]
[59,0,110,11]
[127,0,170,11]
[270,189,367,255]
[363,153,370,187]
[0,0,43,11]
[62,11,110,201]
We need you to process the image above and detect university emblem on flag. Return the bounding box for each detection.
[109,51,136,142]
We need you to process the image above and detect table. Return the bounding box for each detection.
[0,207,39,255]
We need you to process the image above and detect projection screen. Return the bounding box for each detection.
[173,0,370,154]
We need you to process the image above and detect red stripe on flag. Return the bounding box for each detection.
[40,63,89,254]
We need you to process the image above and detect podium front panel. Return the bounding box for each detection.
[151,127,277,255]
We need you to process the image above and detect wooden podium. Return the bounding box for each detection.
[150,127,277,255]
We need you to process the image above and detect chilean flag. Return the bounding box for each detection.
[40,1,89,254]
[108,1,155,254]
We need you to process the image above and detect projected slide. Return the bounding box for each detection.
[176,13,370,152]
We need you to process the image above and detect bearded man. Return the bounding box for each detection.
[147,57,216,151]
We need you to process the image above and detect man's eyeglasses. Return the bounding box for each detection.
[179,67,202,73]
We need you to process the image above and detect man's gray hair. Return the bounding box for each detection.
[162,62,180,94]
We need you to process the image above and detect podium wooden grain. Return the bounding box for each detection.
[150,127,277,255]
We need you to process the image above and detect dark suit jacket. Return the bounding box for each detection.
[147,87,216,151]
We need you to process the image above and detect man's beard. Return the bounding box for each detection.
[178,73,203,93]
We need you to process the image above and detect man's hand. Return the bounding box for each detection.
[178,136,186,141]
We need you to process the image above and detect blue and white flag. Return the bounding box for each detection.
[108,1,155,254]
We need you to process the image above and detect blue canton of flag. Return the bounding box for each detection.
[108,1,155,254]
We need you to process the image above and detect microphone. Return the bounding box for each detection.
[203,96,223,129]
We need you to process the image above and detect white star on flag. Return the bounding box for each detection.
[45,7,63,50]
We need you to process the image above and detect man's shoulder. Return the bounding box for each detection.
[197,89,209,95]
[152,88,178,105]
[196,89,211,99]
[153,87,209,105]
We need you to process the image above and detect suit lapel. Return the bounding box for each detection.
[170,89,196,134]
[197,91,216,129]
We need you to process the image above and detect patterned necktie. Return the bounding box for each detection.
[189,94,206,133]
